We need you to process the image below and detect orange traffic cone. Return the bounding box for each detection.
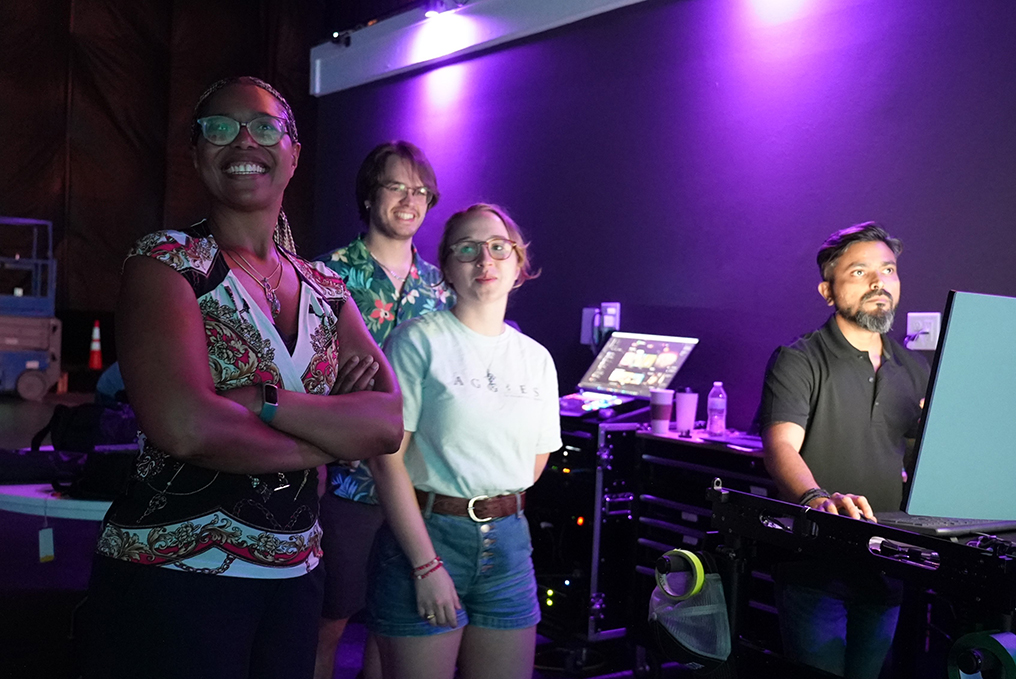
[88,320,103,370]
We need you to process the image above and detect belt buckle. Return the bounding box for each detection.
[467,494,492,523]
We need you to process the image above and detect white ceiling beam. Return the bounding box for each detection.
[310,0,650,96]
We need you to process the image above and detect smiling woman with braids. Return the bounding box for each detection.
[82,77,403,679]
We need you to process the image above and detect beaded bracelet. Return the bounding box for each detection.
[415,561,445,581]
[798,487,831,507]
[412,556,442,574]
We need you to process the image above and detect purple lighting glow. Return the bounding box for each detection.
[750,0,807,24]
[422,62,467,110]
[409,11,479,64]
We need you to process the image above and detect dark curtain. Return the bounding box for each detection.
[0,0,324,322]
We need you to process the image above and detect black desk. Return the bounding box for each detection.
[709,486,1016,678]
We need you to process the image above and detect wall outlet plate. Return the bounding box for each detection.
[580,302,621,348]
[580,307,598,346]
[600,302,621,331]
[906,312,941,351]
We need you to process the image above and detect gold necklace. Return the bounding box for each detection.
[225,247,283,320]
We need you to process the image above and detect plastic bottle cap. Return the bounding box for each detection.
[713,381,722,386]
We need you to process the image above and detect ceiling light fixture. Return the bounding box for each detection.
[424,0,467,18]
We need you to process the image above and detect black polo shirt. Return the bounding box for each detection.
[759,315,929,512]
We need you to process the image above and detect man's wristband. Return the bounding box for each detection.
[798,487,831,506]
[260,383,279,424]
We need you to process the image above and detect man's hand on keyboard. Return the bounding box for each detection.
[809,492,876,522]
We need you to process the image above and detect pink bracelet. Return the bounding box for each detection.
[415,561,444,581]
[412,556,442,573]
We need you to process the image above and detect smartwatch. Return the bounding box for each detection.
[260,383,279,424]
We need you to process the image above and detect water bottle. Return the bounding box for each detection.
[706,381,727,436]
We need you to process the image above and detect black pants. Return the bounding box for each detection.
[82,555,322,679]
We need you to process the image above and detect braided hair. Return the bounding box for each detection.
[191,76,299,253]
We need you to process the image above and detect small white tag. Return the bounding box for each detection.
[39,527,55,563]
[680,511,698,523]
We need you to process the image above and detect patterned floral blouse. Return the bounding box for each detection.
[96,221,350,578]
[321,234,453,503]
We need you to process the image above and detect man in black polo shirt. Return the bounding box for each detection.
[758,223,928,679]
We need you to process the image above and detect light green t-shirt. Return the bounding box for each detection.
[385,310,562,498]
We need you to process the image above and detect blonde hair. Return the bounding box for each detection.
[438,203,540,290]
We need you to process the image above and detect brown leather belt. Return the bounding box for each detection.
[415,489,525,523]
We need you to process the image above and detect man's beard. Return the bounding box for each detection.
[836,289,896,334]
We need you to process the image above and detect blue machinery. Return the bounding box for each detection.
[0,217,61,400]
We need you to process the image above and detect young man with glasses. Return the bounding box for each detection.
[315,141,453,679]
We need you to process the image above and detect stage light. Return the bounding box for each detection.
[424,0,467,18]
[576,516,585,526]
[750,0,807,24]
[329,30,352,47]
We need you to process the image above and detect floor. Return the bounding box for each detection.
[328,620,653,679]
[0,392,659,679]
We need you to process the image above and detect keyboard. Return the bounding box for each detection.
[876,511,1016,537]
[558,392,633,418]
[698,433,763,450]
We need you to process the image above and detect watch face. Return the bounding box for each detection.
[261,383,280,424]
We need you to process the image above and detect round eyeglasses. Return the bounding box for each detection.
[196,115,290,147]
[380,182,431,201]
[448,237,517,263]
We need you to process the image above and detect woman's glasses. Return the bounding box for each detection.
[448,237,517,263]
[196,115,290,147]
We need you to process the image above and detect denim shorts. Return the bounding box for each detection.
[366,510,540,637]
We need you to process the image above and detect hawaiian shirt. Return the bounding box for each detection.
[320,233,454,502]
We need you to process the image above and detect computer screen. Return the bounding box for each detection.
[907,291,1016,520]
[577,331,699,399]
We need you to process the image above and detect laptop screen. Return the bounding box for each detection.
[577,331,699,399]
[906,290,1016,520]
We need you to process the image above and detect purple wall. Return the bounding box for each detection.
[312,0,1016,428]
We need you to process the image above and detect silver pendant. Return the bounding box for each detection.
[263,280,281,319]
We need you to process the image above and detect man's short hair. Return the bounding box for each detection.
[816,222,903,281]
[355,141,440,224]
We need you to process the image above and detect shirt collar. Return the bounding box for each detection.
[353,233,422,277]
[821,313,895,362]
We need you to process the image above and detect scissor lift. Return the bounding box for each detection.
[0,217,61,400]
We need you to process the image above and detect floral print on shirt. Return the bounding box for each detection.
[320,234,453,502]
